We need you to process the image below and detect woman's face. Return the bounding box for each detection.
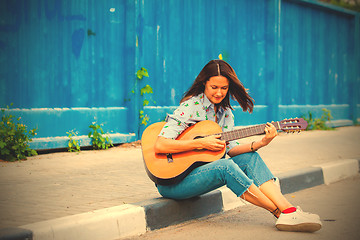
[204,76,229,104]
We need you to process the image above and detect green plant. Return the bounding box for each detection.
[67,130,81,152]
[302,108,334,130]
[88,123,113,150]
[125,67,155,127]
[136,67,155,126]
[136,67,149,80]
[139,110,150,126]
[0,104,37,161]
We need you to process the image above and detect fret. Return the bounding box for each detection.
[219,122,280,142]
[221,131,228,141]
[244,128,249,137]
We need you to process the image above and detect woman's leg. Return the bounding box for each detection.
[157,158,253,200]
[259,180,293,212]
[157,153,321,232]
[240,183,279,214]
[230,152,291,217]
[157,158,280,216]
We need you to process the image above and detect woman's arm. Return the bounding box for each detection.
[227,139,265,158]
[227,122,278,158]
[154,135,226,154]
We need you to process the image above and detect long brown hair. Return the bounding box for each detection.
[181,59,254,113]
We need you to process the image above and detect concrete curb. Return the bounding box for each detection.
[0,159,359,240]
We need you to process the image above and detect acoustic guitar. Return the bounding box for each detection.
[141,118,308,185]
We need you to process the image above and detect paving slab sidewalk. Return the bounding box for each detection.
[0,126,359,231]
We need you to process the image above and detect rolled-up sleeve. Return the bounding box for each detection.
[226,139,240,154]
[158,115,188,139]
[158,101,195,139]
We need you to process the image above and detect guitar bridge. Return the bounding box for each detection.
[166,153,173,163]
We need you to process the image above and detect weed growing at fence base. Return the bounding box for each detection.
[302,108,334,130]
[88,123,113,150]
[0,105,37,161]
[67,130,81,152]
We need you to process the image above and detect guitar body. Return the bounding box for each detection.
[141,120,226,185]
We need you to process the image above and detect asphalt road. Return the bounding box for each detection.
[123,174,360,240]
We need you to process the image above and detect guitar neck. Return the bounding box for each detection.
[220,121,281,142]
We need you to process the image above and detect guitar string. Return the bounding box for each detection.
[203,121,295,142]
[220,124,268,142]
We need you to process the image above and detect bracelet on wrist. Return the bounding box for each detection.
[250,141,256,152]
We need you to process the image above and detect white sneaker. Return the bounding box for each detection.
[275,207,322,232]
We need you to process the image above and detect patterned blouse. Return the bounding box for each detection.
[158,93,240,154]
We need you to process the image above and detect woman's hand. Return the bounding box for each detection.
[261,122,278,146]
[200,135,226,151]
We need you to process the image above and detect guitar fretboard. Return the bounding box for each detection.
[219,122,281,142]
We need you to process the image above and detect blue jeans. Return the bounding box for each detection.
[157,152,274,200]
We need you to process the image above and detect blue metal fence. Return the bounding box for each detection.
[0,0,359,150]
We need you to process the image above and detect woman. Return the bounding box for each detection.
[154,59,322,232]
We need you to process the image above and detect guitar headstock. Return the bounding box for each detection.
[278,118,308,132]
